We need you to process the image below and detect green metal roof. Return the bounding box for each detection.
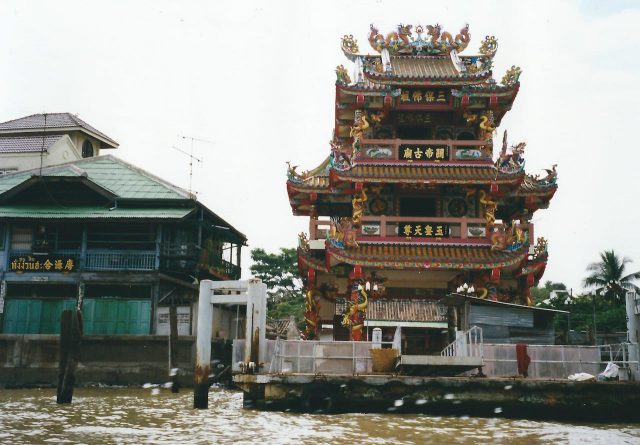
[0,155,247,242]
[0,206,195,219]
[0,155,190,200]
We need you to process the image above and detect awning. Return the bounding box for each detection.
[365,320,447,328]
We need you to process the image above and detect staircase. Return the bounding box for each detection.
[398,326,484,376]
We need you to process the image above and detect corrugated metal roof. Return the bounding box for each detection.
[0,113,117,147]
[368,299,446,322]
[0,206,194,219]
[0,135,64,153]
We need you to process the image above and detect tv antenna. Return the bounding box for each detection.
[172,135,214,197]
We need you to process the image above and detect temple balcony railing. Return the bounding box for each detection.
[358,217,533,246]
[306,217,533,248]
[355,138,493,163]
[359,216,489,242]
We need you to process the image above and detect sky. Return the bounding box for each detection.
[1,0,639,294]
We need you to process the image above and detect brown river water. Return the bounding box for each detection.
[0,388,638,444]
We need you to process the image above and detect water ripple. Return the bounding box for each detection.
[0,388,638,445]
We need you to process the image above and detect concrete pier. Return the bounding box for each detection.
[234,373,640,422]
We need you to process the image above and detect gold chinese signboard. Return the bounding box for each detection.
[400,145,449,161]
[399,89,449,105]
[10,255,76,272]
[400,223,450,238]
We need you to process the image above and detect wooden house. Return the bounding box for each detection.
[0,155,245,335]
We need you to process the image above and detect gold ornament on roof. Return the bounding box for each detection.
[367,23,470,55]
[341,34,359,54]
[335,65,351,85]
[502,65,522,86]
[298,232,310,251]
[479,35,498,57]
[534,237,548,257]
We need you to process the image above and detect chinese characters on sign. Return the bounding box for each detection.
[400,145,449,161]
[396,113,431,125]
[400,223,450,238]
[10,256,76,272]
[400,89,449,104]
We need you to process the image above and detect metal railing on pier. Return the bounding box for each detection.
[440,326,483,359]
[482,342,639,379]
[233,339,395,375]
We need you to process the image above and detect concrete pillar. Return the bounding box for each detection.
[194,280,213,409]
[626,291,639,380]
[244,279,267,366]
[244,281,255,365]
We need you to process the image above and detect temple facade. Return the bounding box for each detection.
[286,24,557,349]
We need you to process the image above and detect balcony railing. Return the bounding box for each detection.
[308,217,533,248]
[359,216,490,241]
[8,245,241,278]
[85,250,156,271]
[356,138,493,163]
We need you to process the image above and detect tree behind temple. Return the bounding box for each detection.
[583,250,640,303]
[250,248,304,323]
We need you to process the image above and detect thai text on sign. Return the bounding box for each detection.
[400,145,449,161]
[400,223,450,238]
[10,256,76,272]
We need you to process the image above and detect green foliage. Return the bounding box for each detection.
[250,247,304,324]
[536,288,627,336]
[583,250,640,303]
[530,281,567,306]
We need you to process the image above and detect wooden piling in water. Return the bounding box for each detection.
[56,310,82,404]
[168,305,180,393]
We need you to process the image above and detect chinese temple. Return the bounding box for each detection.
[286,24,557,348]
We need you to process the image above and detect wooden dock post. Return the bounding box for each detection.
[57,309,82,404]
[169,305,180,393]
[194,280,213,409]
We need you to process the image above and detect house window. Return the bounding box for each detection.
[11,227,33,251]
[82,140,94,158]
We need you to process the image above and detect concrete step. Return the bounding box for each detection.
[397,354,483,376]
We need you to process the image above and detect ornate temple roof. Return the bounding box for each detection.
[339,25,508,89]
[330,164,522,185]
[298,244,527,272]
[517,174,558,196]
[288,162,523,193]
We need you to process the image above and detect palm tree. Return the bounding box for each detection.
[583,250,640,303]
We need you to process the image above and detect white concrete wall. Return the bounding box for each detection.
[0,135,81,172]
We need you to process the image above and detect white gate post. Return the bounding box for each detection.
[244,278,268,366]
[194,280,213,409]
[244,280,256,364]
